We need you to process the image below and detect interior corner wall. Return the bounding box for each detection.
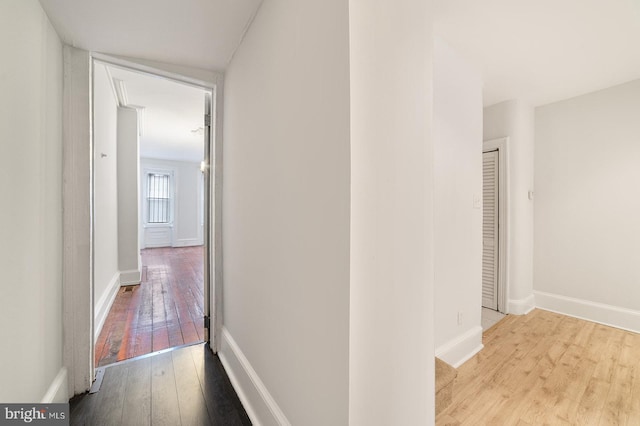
[0,0,65,402]
[93,63,120,332]
[433,39,483,365]
[117,107,141,283]
[534,80,640,327]
[221,0,350,424]
[349,1,435,424]
[483,99,535,313]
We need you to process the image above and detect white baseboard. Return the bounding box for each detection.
[172,238,203,247]
[218,327,290,426]
[534,291,640,334]
[508,294,535,315]
[144,242,171,248]
[94,272,120,343]
[435,326,484,368]
[41,367,68,403]
[120,269,141,286]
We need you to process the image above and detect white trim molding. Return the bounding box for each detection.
[41,367,68,403]
[508,294,535,315]
[94,272,120,343]
[435,326,484,368]
[64,50,224,399]
[63,46,93,398]
[218,327,291,426]
[173,238,203,248]
[535,291,640,334]
[120,269,141,286]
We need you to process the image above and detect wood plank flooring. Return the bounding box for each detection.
[95,247,205,367]
[71,343,252,426]
[437,309,640,425]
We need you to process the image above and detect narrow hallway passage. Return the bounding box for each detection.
[72,344,251,425]
[95,246,205,366]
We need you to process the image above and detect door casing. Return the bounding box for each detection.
[482,149,499,310]
[62,49,224,397]
[482,137,509,314]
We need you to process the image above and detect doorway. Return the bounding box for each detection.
[92,60,213,367]
[481,138,508,322]
[482,149,499,311]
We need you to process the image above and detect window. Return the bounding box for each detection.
[146,172,171,223]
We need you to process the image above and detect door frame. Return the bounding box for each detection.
[482,137,509,313]
[62,48,224,397]
[481,149,499,311]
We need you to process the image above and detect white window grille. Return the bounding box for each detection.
[147,173,171,223]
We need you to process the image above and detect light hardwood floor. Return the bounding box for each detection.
[437,309,640,425]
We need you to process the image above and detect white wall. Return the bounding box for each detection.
[534,80,640,330]
[222,0,350,424]
[140,158,203,248]
[484,99,535,313]
[0,0,66,402]
[117,107,141,284]
[349,0,435,426]
[93,63,121,334]
[349,1,435,425]
[433,39,484,366]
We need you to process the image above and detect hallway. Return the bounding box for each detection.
[95,247,205,367]
[73,344,251,425]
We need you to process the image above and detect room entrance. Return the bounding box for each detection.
[92,60,213,367]
[481,138,509,330]
[482,149,499,311]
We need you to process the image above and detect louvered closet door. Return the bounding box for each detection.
[482,150,499,310]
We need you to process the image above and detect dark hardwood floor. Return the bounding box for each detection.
[71,343,252,426]
[96,247,205,367]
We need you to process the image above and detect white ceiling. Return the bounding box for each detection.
[39,0,640,109]
[38,0,263,71]
[435,0,640,106]
[106,64,207,163]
